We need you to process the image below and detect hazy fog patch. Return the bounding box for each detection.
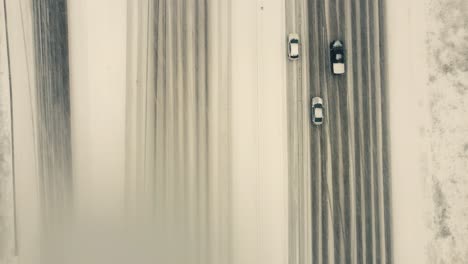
[0,24,15,264]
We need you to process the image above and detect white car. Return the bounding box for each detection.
[311,97,324,125]
[288,34,300,60]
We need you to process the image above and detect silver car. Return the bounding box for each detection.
[311,97,324,125]
[288,33,300,60]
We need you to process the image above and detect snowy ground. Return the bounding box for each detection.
[1,0,467,263]
[424,0,468,263]
[388,0,468,263]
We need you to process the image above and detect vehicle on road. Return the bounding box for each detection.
[330,40,345,75]
[288,33,300,60]
[311,97,324,125]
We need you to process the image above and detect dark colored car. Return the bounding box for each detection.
[330,40,345,75]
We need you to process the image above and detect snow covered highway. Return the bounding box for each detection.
[3,0,467,263]
[286,0,392,263]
